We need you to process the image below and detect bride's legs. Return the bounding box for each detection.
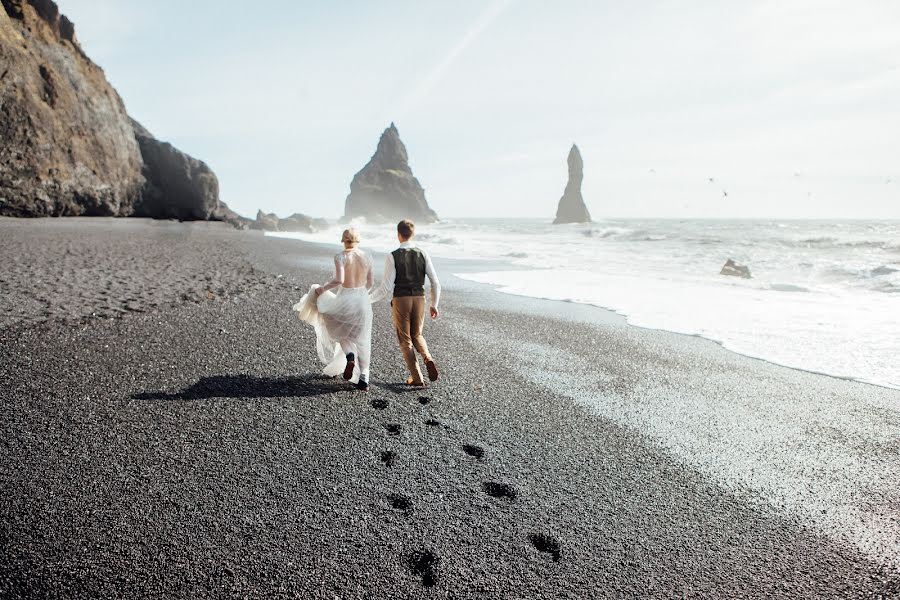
[356,306,373,390]
[356,342,371,391]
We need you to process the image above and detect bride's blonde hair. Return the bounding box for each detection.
[341,228,360,248]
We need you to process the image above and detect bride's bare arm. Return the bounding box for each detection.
[318,255,344,295]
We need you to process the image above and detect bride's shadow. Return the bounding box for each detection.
[132,373,344,401]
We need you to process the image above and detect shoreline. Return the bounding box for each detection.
[1,218,898,597]
[459,276,900,392]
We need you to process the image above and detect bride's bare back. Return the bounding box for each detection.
[323,247,373,291]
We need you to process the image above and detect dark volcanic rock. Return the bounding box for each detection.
[252,210,279,232]
[277,213,316,233]
[0,0,234,223]
[247,211,326,233]
[343,123,437,224]
[553,144,592,224]
[0,0,143,216]
[214,204,254,230]
[721,259,751,279]
[130,119,220,220]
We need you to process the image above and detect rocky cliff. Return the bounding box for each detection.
[0,0,234,222]
[130,119,220,220]
[343,123,437,224]
[553,144,591,224]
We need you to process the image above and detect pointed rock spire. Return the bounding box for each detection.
[343,124,438,223]
[553,144,592,224]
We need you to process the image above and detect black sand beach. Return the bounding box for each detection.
[1,218,898,598]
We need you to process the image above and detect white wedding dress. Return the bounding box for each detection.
[293,248,374,384]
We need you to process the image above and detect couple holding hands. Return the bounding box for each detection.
[294,219,440,392]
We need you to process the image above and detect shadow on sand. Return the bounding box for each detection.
[132,374,346,401]
[371,381,423,394]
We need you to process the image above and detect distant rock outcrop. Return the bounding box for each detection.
[278,213,327,232]
[720,259,751,279]
[553,144,592,224]
[252,210,280,232]
[0,0,236,222]
[249,210,325,233]
[343,123,437,224]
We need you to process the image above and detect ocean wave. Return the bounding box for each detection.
[871,265,899,277]
[783,237,900,251]
[871,281,900,293]
[580,227,632,239]
[769,283,811,293]
[689,236,725,246]
[414,233,458,245]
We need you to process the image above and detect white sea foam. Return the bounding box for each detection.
[270,218,900,389]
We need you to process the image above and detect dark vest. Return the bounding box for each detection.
[392,247,426,297]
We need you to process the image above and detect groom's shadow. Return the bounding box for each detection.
[132,373,343,401]
[370,381,424,394]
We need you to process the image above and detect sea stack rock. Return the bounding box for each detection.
[343,123,437,223]
[0,0,235,222]
[553,144,592,224]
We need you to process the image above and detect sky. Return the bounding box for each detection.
[59,0,900,219]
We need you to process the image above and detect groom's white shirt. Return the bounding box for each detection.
[369,241,441,308]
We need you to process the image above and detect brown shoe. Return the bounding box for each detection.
[425,360,439,382]
[343,353,355,380]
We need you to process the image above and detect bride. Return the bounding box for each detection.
[293,228,374,391]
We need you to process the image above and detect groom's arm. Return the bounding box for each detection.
[423,250,441,310]
[368,254,395,304]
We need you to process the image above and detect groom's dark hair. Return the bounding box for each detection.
[397,219,415,240]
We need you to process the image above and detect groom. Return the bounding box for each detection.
[370,219,441,387]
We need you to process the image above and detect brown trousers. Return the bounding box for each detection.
[391,295,432,384]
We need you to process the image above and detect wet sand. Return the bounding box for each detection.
[0,217,897,598]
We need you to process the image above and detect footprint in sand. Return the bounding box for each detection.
[417,396,431,405]
[482,481,517,500]
[407,550,439,587]
[371,397,388,410]
[380,450,397,467]
[384,423,401,436]
[529,533,562,562]
[462,444,484,460]
[387,493,412,511]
